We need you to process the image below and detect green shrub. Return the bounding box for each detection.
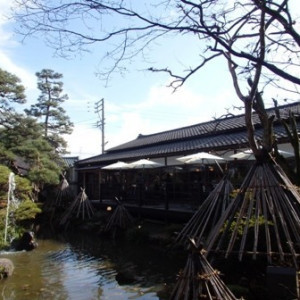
[0,165,12,202]
[15,176,32,202]
[0,165,33,202]
[0,165,41,248]
[14,200,42,222]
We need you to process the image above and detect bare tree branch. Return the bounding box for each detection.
[11,0,300,158]
[12,0,300,89]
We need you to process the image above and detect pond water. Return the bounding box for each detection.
[0,230,184,300]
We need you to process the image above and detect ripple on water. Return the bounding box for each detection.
[0,238,170,299]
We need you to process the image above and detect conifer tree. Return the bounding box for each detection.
[25,69,74,153]
[0,68,26,126]
[0,69,63,197]
[0,114,62,193]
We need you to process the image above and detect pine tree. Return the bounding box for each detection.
[25,69,74,153]
[0,68,26,126]
[0,114,62,188]
[0,69,63,199]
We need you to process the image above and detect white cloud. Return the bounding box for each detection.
[143,81,205,110]
[0,1,36,92]
[64,124,101,159]
[0,52,36,90]
[107,112,149,147]
[91,80,242,158]
[67,82,209,158]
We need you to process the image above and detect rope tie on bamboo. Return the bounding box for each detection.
[197,270,221,280]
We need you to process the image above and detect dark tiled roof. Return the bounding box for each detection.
[62,156,79,168]
[77,102,300,167]
[107,102,299,152]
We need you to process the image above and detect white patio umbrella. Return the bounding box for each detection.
[229,150,254,160]
[128,159,163,169]
[230,149,294,160]
[277,150,294,157]
[102,161,130,170]
[177,152,224,164]
[177,152,225,174]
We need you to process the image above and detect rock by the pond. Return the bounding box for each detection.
[11,231,38,251]
[0,258,14,279]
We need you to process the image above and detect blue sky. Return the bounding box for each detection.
[0,1,299,159]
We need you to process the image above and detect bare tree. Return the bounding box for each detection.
[12,0,300,156]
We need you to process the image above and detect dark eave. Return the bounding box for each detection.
[77,125,293,167]
[107,102,300,152]
[76,102,300,167]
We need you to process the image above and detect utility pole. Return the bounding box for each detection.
[94,98,105,154]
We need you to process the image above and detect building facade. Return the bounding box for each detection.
[75,102,300,208]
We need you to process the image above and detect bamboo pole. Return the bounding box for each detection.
[174,175,233,248]
[170,239,238,299]
[204,159,300,268]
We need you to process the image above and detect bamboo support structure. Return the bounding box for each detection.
[104,198,133,233]
[55,177,71,206]
[46,175,73,209]
[60,188,94,226]
[174,174,233,248]
[205,158,300,268]
[170,239,238,300]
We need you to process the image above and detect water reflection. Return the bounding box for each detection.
[0,232,183,299]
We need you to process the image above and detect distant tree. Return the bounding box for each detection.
[25,69,74,153]
[0,68,26,126]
